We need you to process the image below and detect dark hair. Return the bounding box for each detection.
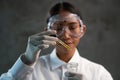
[47,2,83,23]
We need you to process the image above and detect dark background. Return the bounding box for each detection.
[0,0,120,80]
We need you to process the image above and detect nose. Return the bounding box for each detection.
[58,27,71,38]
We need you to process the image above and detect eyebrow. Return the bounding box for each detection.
[68,22,78,24]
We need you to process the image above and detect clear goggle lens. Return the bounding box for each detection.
[47,13,83,38]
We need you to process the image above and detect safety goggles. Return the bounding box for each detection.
[47,13,83,38]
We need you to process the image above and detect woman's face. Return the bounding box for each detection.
[49,11,86,51]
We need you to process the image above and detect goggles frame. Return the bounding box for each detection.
[47,13,84,38]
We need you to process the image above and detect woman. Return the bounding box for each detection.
[0,2,113,80]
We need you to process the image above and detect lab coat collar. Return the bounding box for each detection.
[50,48,81,70]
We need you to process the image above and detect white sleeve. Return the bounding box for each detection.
[0,72,15,80]
[98,65,113,80]
[0,56,35,80]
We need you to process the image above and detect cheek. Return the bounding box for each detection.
[73,38,80,46]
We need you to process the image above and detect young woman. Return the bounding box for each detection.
[0,2,113,80]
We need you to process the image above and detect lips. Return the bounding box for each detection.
[59,38,73,45]
[64,40,73,44]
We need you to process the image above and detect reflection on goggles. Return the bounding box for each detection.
[48,13,83,25]
[51,22,81,37]
[47,13,83,38]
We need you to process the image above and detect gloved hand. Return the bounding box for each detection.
[65,71,87,80]
[22,30,58,65]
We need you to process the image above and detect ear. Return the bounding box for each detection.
[80,25,87,38]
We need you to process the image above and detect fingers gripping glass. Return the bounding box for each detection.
[47,13,83,50]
